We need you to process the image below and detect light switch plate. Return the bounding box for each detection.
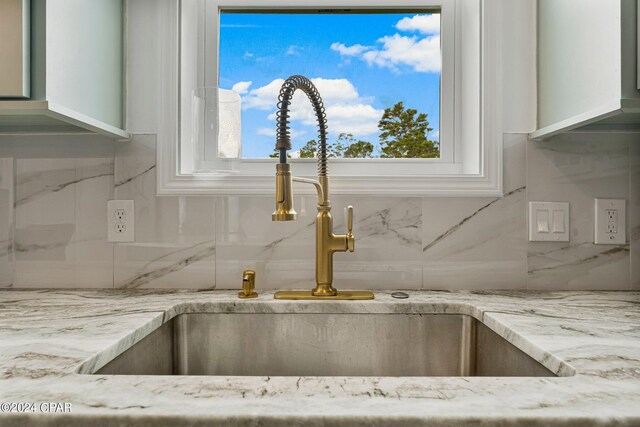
[529,202,569,242]
[107,200,134,243]
[594,198,626,245]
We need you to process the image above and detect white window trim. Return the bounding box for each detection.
[156,0,503,196]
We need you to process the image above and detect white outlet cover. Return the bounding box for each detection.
[594,198,626,245]
[528,202,569,242]
[107,200,135,243]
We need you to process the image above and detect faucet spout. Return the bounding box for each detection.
[275,75,329,204]
[292,177,324,206]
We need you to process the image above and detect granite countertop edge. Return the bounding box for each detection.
[0,289,638,426]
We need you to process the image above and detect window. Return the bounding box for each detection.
[219,11,442,160]
[156,0,503,196]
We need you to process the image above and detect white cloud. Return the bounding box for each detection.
[286,45,303,56]
[362,34,441,73]
[231,81,252,95]
[256,127,273,137]
[308,78,360,102]
[331,14,441,73]
[395,14,440,35]
[240,78,285,110]
[291,128,307,140]
[257,126,306,140]
[326,103,382,136]
[238,77,383,139]
[242,78,361,112]
[330,42,369,56]
[243,52,254,59]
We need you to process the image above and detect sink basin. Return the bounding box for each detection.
[95,314,555,377]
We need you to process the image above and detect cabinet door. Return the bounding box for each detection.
[0,0,29,98]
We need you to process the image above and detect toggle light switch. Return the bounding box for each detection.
[529,202,569,242]
[552,210,565,233]
[536,210,549,233]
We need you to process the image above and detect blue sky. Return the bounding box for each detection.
[219,12,441,158]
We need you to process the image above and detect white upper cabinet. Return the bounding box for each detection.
[531,0,640,140]
[0,0,128,139]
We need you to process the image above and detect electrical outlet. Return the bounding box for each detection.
[107,200,134,243]
[605,210,618,233]
[595,199,625,244]
[114,209,126,222]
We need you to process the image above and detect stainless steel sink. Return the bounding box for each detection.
[95,314,555,377]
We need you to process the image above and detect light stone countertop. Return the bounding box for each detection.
[0,289,639,426]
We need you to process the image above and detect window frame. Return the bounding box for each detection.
[156,0,504,196]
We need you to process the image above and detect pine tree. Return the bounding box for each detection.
[378,102,439,158]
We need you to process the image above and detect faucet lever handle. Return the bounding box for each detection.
[347,206,354,234]
[346,206,355,252]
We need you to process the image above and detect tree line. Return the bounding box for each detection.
[269,102,440,159]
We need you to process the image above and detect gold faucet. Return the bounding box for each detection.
[271,75,373,301]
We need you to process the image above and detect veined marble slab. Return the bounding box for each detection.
[7,136,116,289]
[0,290,638,426]
[114,134,216,289]
[526,134,632,290]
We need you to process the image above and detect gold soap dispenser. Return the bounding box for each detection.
[238,270,258,299]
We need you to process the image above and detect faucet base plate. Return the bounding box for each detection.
[238,291,258,299]
[274,290,374,300]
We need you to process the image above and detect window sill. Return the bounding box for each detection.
[157,172,503,197]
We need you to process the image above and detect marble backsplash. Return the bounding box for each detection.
[0,132,638,290]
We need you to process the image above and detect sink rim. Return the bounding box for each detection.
[74,300,577,378]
